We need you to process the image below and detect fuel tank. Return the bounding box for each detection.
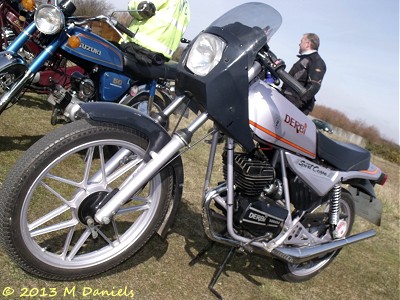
[248,80,317,159]
[60,27,124,71]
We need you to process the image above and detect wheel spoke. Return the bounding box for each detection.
[45,173,82,188]
[60,226,76,260]
[67,228,91,261]
[111,219,121,242]
[40,181,73,206]
[83,147,95,187]
[30,219,79,237]
[98,145,107,187]
[96,227,114,247]
[28,204,71,232]
[107,156,143,185]
[115,197,150,216]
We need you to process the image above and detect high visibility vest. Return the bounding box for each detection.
[123,0,190,59]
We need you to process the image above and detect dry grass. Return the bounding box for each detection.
[0,95,399,300]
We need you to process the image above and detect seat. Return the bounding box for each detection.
[317,131,370,171]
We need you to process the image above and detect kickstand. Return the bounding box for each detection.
[208,247,237,300]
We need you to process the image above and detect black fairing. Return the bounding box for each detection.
[176,23,267,152]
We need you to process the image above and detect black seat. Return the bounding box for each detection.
[123,53,178,80]
[317,131,370,171]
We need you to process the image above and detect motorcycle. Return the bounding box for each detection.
[0,0,85,95]
[0,0,177,124]
[0,2,387,299]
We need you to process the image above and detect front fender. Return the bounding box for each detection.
[0,51,29,114]
[79,101,184,237]
[79,102,170,162]
[0,51,27,73]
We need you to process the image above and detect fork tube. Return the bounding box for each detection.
[147,79,156,114]
[94,113,209,224]
[7,22,37,53]
[202,124,219,197]
[0,32,68,111]
[161,95,187,117]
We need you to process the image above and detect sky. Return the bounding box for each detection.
[108,0,399,144]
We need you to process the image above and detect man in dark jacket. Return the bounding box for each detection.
[283,33,326,115]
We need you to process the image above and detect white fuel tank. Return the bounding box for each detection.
[248,80,317,159]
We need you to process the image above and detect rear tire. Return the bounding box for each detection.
[273,191,355,282]
[0,119,174,280]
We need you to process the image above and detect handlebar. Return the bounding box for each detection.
[258,48,307,97]
[70,15,135,40]
[110,18,135,38]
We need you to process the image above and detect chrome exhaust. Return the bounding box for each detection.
[271,230,376,264]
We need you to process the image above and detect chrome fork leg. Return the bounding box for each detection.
[94,113,209,224]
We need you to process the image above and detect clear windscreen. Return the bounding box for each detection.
[209,2,282,42]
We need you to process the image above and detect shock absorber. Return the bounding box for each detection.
[329,184,341,237]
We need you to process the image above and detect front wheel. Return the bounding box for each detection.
[0,119,174,280]
[273,191,355,282]
[122,93,169,129]
[0,64,27,114]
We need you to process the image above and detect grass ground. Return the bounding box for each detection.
[0,95,398,300]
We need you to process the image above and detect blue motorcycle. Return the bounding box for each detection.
[0,0,178,125]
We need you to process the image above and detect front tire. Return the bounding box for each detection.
[0,119,173,280]
[122,93,169,130]
[273,191,355,282]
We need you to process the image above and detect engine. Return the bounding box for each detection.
[47,72,95,124]
[222,152,288,238]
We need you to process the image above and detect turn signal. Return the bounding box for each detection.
[68,36,81,48]
[22,0,35,11]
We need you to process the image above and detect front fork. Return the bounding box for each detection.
[0,28,68,112]
[94,107,209,224]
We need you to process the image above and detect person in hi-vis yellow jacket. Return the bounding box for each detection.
[120,0,190,65]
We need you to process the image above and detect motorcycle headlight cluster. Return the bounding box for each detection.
[34,4,65,35]
[186,33,226,76]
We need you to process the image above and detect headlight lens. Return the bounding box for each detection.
[34,5,64,35]
[186,33,226,76]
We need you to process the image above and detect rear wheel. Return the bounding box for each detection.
[273,191,355,282]
[0,119,174,280]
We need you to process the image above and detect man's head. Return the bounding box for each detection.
[299,33,320,54]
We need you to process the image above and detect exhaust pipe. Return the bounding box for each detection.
[271,230,376,264]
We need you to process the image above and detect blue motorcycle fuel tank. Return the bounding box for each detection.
[61,27,124,71]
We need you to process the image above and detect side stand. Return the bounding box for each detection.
[189,241,237,300]
[208,247,236,300]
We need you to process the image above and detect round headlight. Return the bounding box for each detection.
[34,5,64,35]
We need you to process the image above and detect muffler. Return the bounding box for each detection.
[271,230,376,264]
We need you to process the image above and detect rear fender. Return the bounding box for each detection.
[79,102,184,236]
